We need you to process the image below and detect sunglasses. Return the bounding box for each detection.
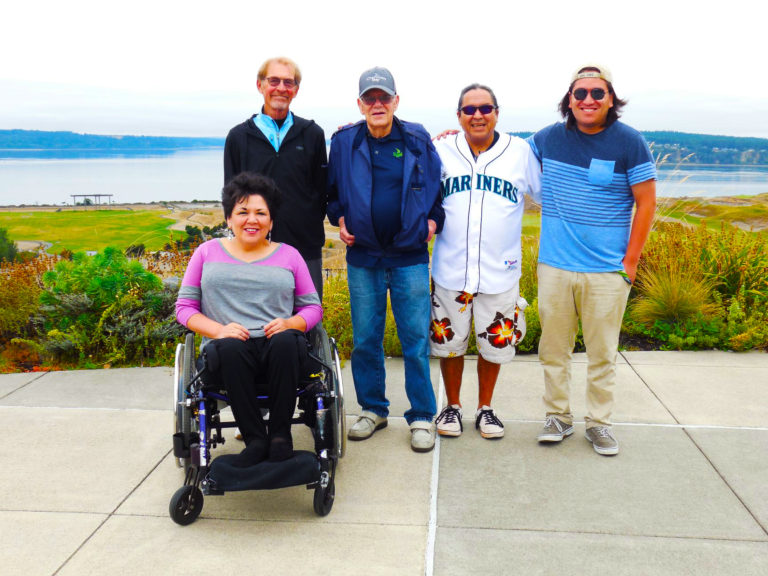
[265,76,297,89]
[360,93,395,106]
[459,105,497,116]
[572,87,607,101]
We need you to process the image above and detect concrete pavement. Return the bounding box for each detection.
[1,351,767,575]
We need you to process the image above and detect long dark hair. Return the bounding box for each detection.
[558,66,627,130]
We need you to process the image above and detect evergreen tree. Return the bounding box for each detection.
[0,227,18,262]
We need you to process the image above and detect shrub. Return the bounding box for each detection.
[322,273,353,359]
[517,298,541,353]
[699,222,768,308]
[0,256,56,341]
[36,247,181,367]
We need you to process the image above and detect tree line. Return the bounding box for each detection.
[510,130,768,166]
[3,129,767,166]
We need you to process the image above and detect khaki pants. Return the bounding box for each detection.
[537,263,631,428]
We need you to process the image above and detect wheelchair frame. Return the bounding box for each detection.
[169,325,345,525]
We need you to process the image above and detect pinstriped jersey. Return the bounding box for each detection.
[528,121,656,273]
[431,133,542,295]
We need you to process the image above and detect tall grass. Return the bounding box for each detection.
[628,221,768,350]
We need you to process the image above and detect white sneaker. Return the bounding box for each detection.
[348,411,387,441]
[410,421,436,453]
[475,406,504,439]
[435,404,463,437]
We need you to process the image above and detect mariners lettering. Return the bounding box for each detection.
[440,174,518,203]
[440,174,472,198]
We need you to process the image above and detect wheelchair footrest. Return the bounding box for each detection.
[206,450,320,492]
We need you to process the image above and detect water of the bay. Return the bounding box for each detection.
[1,149,767,206]
[0,149,223,206]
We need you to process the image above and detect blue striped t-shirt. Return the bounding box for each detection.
[528,121,656,273]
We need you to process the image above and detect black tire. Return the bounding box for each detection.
[313,478,335,517]
[329,337,346,459]
[169,485,204,526]
[174,332,195,469]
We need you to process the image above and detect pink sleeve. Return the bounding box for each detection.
[175,245,205,327]
[292,251,323,331]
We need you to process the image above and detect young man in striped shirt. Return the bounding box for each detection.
[528,64,657,456]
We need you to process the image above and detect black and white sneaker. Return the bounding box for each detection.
[475,406,504,439]
[436,404,463,437]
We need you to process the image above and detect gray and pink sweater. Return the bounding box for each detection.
[176,240,322,344]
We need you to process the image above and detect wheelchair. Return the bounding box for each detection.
[170,324,345,525]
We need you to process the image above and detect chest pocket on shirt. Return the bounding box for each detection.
[588,159,615,186]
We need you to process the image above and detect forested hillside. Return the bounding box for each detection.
[511,130,768,165]
[0,130,223,150]
[3,129,767,165]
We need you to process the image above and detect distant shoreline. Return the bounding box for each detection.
[2,128,767,166]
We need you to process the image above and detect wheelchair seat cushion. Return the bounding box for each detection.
[207,450,320,492]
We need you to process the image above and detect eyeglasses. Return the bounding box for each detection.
[572,87,607,101]
[459,105,497,116]
[360,93,394,106]
[265,76,297,89]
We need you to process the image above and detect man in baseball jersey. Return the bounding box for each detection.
[430,84,541,440]
[528,64,656,456]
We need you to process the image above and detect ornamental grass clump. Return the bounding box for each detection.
[627,222,721,349]
[630,258,719,326]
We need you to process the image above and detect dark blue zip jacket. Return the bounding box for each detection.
[327,118,444,260]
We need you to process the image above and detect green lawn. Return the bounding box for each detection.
[0,209,185,253]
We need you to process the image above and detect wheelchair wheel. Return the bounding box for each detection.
[313,475,335,517]
[329,337,347,460]
[174,332,195,469]
[169,485,204,525]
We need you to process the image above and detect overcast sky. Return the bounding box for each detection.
[2,0,766,139]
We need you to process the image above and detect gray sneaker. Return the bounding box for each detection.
[585,426,619,456]
[537,415,574,443]
[410,421,436,453]
[348,411,387,441]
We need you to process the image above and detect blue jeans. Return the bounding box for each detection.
[347,263,436,424]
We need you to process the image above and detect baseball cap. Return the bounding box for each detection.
[359,67,397,97]
[571,64,613,84]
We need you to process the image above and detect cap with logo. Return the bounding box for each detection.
[359,67,397,97]
[571,64,613,84]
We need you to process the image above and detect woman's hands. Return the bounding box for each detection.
[214,322,250,341]
[188,311,307,341]
[264,316,307,338]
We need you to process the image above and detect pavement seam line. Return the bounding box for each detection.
[0,371,48,401]
[620,351,768,538]
[681,428,768,537]
[424,377,444,576]
[619,350,681,425]
[52,447,173,576]
[437,524,768,543]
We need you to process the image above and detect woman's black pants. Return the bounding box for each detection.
[207,330,307,445]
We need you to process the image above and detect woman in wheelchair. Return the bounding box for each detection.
[175,172,322,465]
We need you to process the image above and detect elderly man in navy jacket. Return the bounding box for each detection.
[327,66,444,453]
